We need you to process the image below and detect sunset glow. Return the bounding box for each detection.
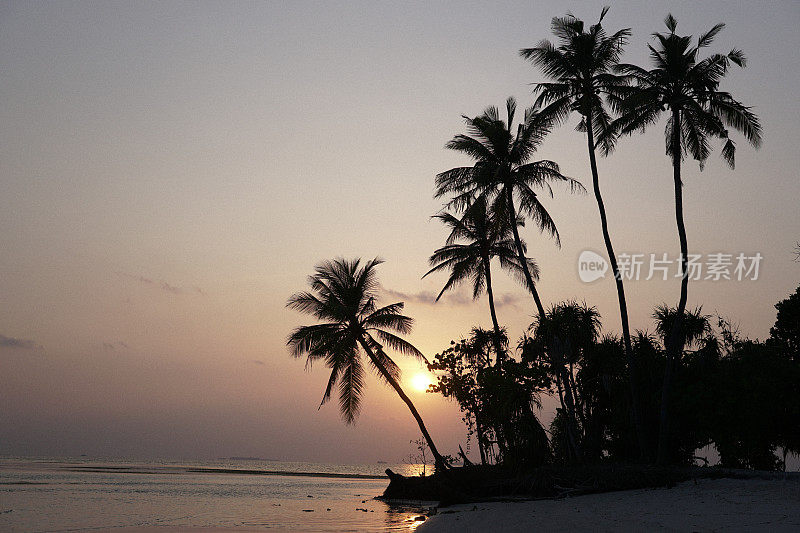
[411,372,433,393]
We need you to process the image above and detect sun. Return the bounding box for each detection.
[410,372,433,392]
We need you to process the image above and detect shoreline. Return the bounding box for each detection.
[61,465,387,480]
[416,477,800,532]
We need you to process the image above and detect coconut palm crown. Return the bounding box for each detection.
[612,14,762,168]
[521,7,631,155]
[435,97,584,316]
[424,197,538,363]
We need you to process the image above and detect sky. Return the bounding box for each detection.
[1,0,798,463]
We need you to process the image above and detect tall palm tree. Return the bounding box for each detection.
[435,97,584,317]
[613,15,762,464]
[424,197,539,364]
[520,8,648,460]
[286,257,447,469]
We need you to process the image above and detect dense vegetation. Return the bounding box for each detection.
[429,298,800,471]
[288,10,797,474]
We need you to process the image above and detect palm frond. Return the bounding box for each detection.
[698,23,725,48]
[720,138,735,168]
[319,359,343,408]
[708,93,762,147]
[363,303,414,334]
[373,329,426,363]
[338,357,364,424]
[286,323,346,358]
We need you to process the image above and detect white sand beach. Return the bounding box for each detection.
[417,478,800,532]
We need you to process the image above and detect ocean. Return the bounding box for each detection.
[0,457,435,532]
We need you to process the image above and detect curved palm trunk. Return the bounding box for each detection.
[657,109,690,465]
[505,186,546,317]
[357,335,447,471]
[482,254,506,365]
[585,118,648,461]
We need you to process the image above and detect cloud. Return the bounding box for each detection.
[381,287,523,309]
[492,293,525,309]
[160,282,183,294]
[102,341,129,352]
[117,272,204,296]
[0,334,38,350]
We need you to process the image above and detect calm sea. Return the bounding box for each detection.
[0,457,435,532]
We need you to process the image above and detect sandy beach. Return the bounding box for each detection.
[417,478,800,532]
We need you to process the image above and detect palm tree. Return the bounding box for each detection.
[653,304,712,350]
[286,257,447,469]
[613,15,762,464]
[424,197,539,364]
[525,301,604,461]
[435,97,584,317]
[520,8,648,460]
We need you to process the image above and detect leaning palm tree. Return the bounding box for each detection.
[286,257,447,469]
[520,8,648,460]
[424,197,539,364]
[435,97,584,317]
[613,15,762,464]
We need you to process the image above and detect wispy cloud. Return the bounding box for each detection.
[493,293,525,309]
[102,341,129,352]
[0,333,38,350]
[381,287,523,309]
[117,272,204,296]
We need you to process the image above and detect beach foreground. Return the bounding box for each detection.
[417,478,800,532]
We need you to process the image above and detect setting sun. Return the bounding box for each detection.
[411,372,433,392]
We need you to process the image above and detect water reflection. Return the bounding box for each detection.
[0,457,438,532]
[382,500,435,531]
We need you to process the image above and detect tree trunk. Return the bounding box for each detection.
[358,335,447,470]
[550,336,582,460]
[585,117,647,461]
[559,364,583,461]
[475,416,488,465]
[555,372,581,461]
[505,185,546,317]
[567,360,586,432]
[657,108,690,465]
[483,254,506,365]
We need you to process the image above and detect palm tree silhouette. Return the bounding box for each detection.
[435,97,584,317]
[653,304,712,350]
[520,8,648,460]
[526,301,603,461]
[286,257,447,469]
[424,197,539,365]
[613,14,762,463]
